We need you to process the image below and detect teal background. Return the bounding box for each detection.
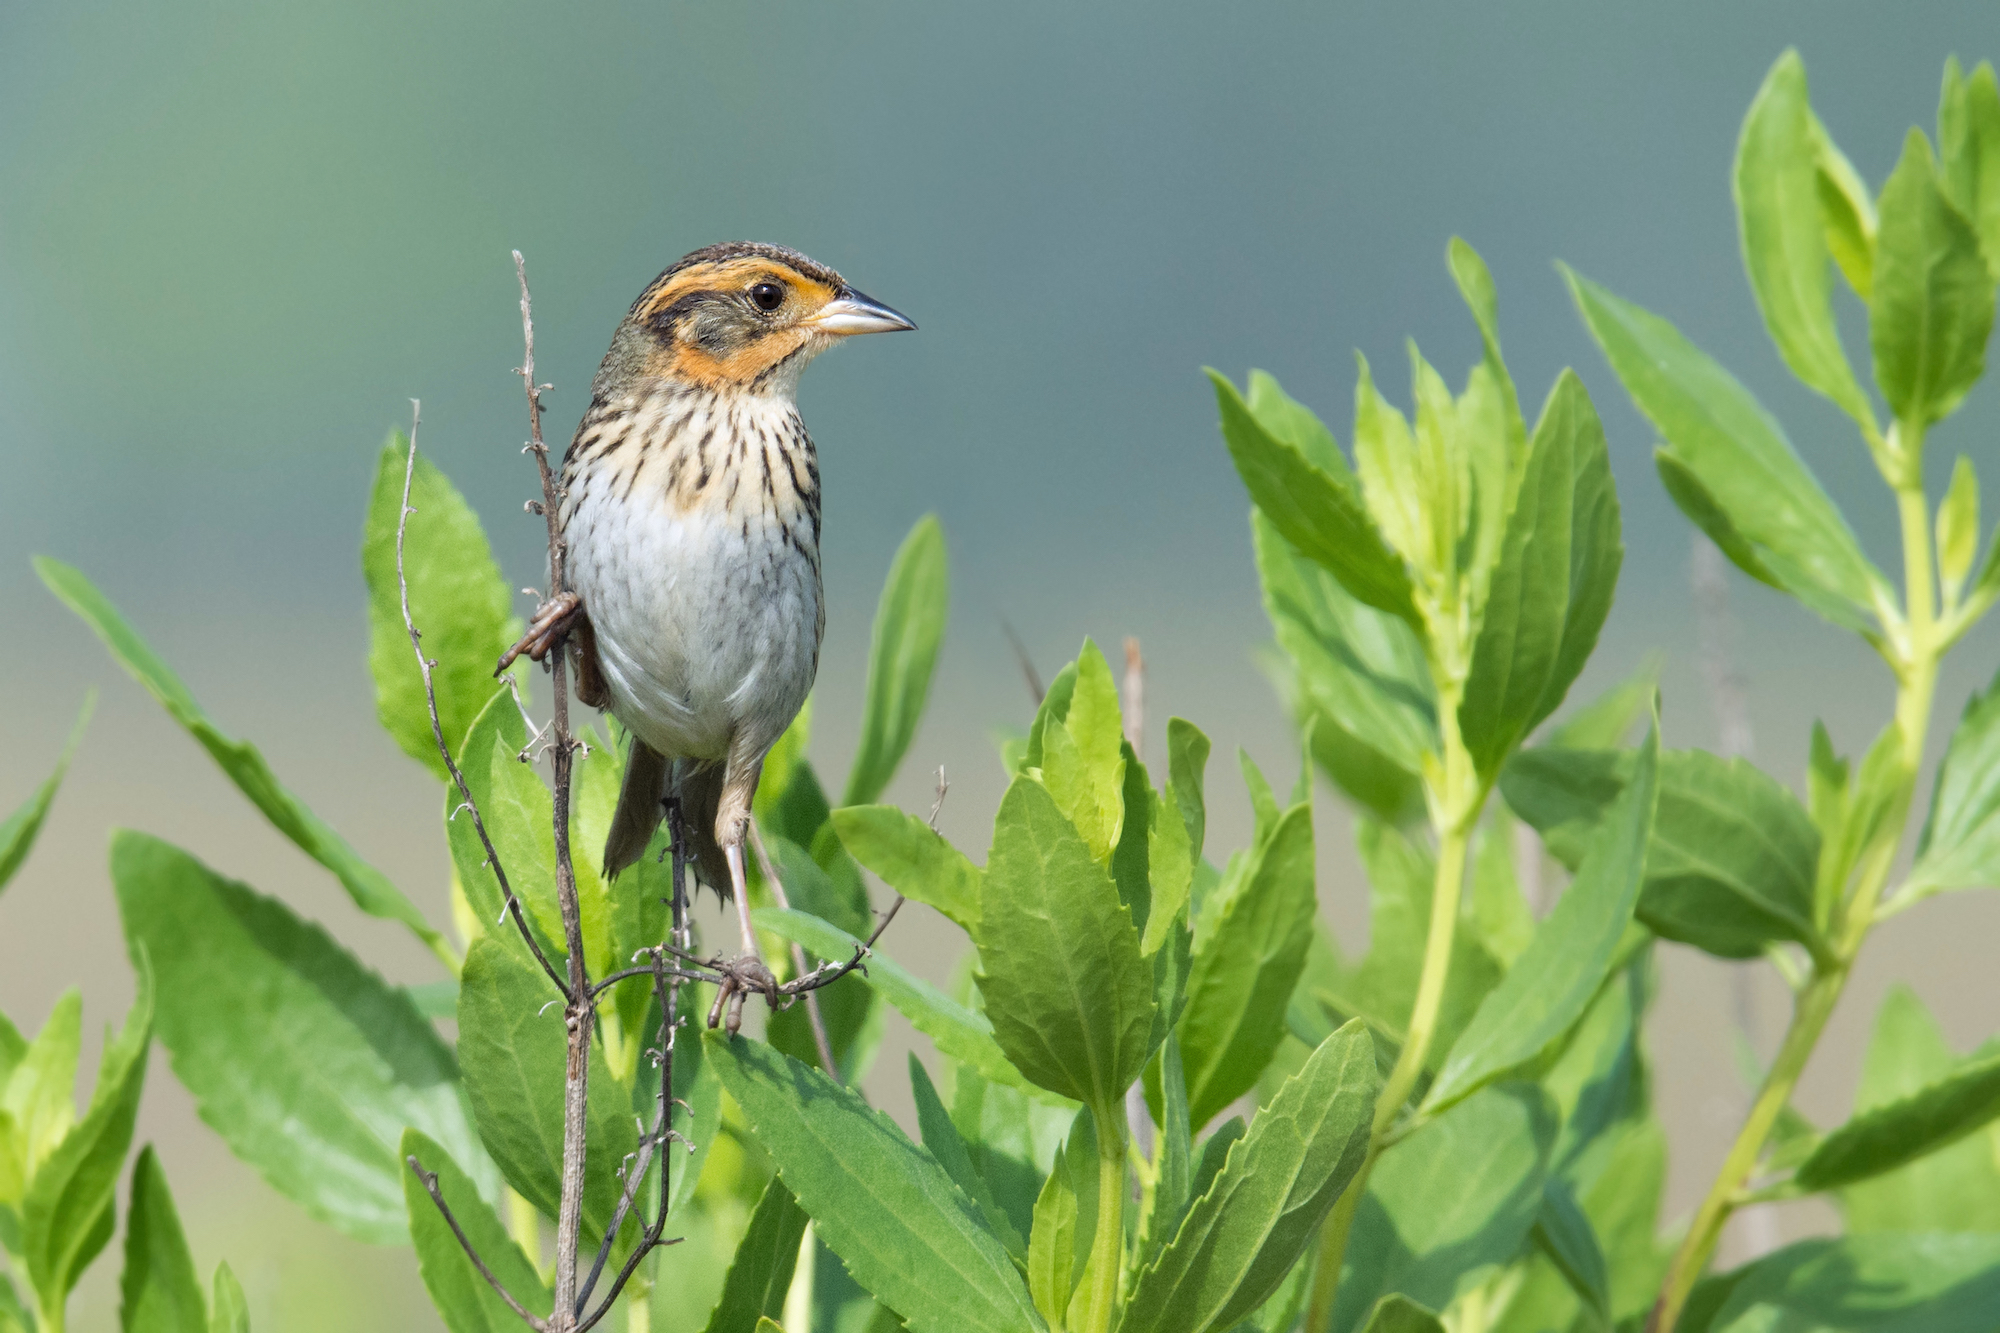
[4,3,1999,1326]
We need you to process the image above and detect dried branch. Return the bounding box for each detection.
[395,402,566,995]
[1001,619,1045,705]
[749,820,842,1081]
[407,1156,552,1332]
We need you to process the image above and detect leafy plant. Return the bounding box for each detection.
[1562,49,2000,1331]
[9,43,2000,1333]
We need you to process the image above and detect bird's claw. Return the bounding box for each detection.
[705,954,779,1037]
[496,591,583,676]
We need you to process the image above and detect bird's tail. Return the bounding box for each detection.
[603,738,731,897]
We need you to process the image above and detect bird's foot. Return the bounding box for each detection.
[496,591,584,676]
[705,953,779,1036]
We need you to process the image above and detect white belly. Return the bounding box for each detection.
[565,461,822,763]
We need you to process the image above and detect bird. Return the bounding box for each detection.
[498,241,914,998]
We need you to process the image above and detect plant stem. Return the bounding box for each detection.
[1079,1109,1128,1333]
[1307,686,1477,1330]
[1648,447,1941,1332]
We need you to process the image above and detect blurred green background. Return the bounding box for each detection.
[5,2,2000,1326]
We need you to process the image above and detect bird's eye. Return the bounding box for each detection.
[750,282,785,312]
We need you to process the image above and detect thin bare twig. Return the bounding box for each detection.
[1001,619,1045,704]
[407,1157,552,1332]
[750,820,843,1081]
[1120,641,1153,1162]
[396,402,566,995]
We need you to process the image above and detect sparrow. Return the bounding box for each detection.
[499,242,914,986]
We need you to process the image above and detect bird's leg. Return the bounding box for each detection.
[703,745,774,1035]
[495,590,585,675]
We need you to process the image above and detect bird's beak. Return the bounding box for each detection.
[812,288,917,335]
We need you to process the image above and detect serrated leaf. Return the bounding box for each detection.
[1533,1178,1609,1320]
[1356,1295,1445,1333]
[1459,370,1622,773]
[455,937,635,1250]
[705,1032,1045,1333]
[111,832,489,1246]
[1813,112,1878,300]
[702,1177,809,1333]
[361,435,523,783]
[830,806,980,932]
[0,692,90,901]
[38,559,452,965]
[119,1146,206,1333]
[1117,1023,1378,1333]
[0,990,81,1204]
[1214,370,1418,624]
[1501,745,1822,959]
[1252,512,1436,778]
[445,690,614,981]
[1038,641,1127,863]
[19,957,150,1316]
[976,778,1154,1110]
[1448,237,1527,460]
[1906,667,2000,901]
[1736,52,1875,429]
[1797,1047,2000,1193]
[1564,272,1888,630]
[1705,1233,2000,1331]
[908,1056,1025,1262]
[1334,1084,1556,1333]
[403,1128,552,1333]
[845,516,949,807]
[1871,128,1995,426]
[1939,60,2000,280]
[1174,804,1317,1128]
[1838,986,2000,1231]
[1428,720,1658,1111]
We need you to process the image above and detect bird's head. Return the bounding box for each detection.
[624,241,914,395]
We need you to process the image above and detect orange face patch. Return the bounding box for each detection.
[633,256,844,389]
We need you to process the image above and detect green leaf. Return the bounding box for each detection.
[1459,371,1623,773]
[705,1031,1046,1333]
[831,806,981,932]
[1337,819,1501,1072]
[0,991,81,1205]
[1906,667,2000,901]
[1735,52,1875,428]
[1940,60,2000,280]
[1501,745,1821,959]
[446,691,615,981]
[1356,1295,1445,1333]
[755,907,1041,1101]
[908,1056,1026,1262]
[702,1177,809,1333]
[1469,807,1535,969]
[0,1276,31,1333]
[0,692,91,900]
[207,1263,248,1333]
[1532,1178,1609,1321]
[1871,128,1995,427]
[19,957,151,1317]
[1428,720,1659,1111]
[666,1032,722,1220]
[1037,641,1127,863]
[403,1128,552,1333]
[1838,986,2000,1231]
[1027,1130,1080,1327]
[361,435,522,783]
[845,515,949,807]
[1247,370,1349,478]
[1705,1233,2000,1331]
[1798,1047,2000,1192]
[1334,1084,1555,1333]
[1938,456,1981,604]
[455,938,635,1249]
[1138,1033,1193,1268]
[1175,803,1317,1128]
[1117,1023,1379,1333]
[1213,370,1418,624]
[37,558,451,966]
[1547,655,1660,751]
[1447,237,1527,460]
[1252,512,1436,778]
[119,1146,206,1333]
[1813,112,1878,300]
[111,832,489,1246]
[1563,272,1889,630]
[976,777,1155,1110]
